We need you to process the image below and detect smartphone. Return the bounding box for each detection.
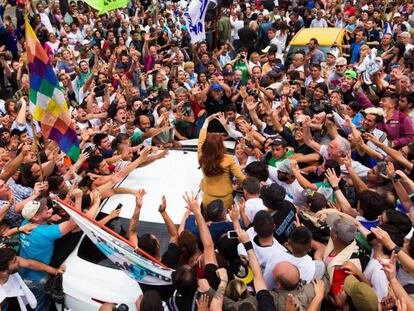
[115,203,123,211]
[227,230,238,239]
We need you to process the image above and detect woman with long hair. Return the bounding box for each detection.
[198,113,245,209]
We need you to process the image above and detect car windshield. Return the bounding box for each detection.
[286,45,333,65]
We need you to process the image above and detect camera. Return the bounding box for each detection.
[239,54,245,60]
[84,146,95,156]
[0,237,20,247]
[112,304,129,311]
[321,100,332,114]
[94,84,106,97]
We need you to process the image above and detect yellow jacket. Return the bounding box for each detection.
[198,128,246,197]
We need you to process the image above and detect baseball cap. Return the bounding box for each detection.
[210,83,223,91]
[260,183,286,208]
[303,190,327,212]
[270,137,287,147]
[229,257,254,285]
[276,159,293,174]
[344,275,378,311]
[262,44,278,54]
[22,200,42,221]
[274,63,285,73]
[326,214,356,244]
[344,70,357,80]
[393,13,401,18]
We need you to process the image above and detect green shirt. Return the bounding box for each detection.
[267,150,294,167]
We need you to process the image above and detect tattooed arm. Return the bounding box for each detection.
[210,268,228,310]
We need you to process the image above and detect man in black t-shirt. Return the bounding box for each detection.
[260,183,297,244]
[202,81,232,133]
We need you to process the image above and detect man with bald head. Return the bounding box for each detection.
[270,262,329,310]
[273,261,300,290]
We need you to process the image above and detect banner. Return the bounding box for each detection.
[183,0,209,43]
[82,0,129,15]
[57,200,173,285]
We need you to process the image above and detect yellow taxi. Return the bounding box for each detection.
[285,27,349,63]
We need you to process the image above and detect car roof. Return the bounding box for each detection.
[289,27,346,46]
[100,140,235,224]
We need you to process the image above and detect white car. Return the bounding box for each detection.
[58,141,235,311]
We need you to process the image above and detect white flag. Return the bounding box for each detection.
[57,200,173,285]
[184,0,210,43]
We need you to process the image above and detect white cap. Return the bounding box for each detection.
[394,13,401,18]
[22,201,41,221]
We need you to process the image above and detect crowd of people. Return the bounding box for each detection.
[1,0,414,310]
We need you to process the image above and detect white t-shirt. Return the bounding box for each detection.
[319,145,370,177]
[268,166,306,208]
[364,256,389,301]
[263,251,325,289]
[237,227,287,270]
[245,197,267,223]
[0,273,37,311]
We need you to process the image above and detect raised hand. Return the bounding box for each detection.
[182,191,201,214]
[158,195,167,213]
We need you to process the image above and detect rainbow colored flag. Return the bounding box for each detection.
[25,16,80,161]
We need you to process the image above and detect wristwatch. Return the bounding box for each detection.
[392,245,401,254]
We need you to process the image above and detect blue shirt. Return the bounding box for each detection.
[185,215,242,246]
[350,41,366,64]
[19,221,62,281]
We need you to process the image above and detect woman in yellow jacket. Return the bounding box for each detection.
[198,113,246,210]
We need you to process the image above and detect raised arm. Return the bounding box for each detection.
[364,132,413,170]
[128,189,146,248]
[302,117,322,153]
[238,229,275,309]
[158,195,178,243]
[325,168,357,217]
[183,192,217,265]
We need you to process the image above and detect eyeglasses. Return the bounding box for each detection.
[336,64,346,68]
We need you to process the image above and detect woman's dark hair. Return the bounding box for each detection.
[199,133,225,176]
[245,161,269,182]
[394,41,406,58]
[18,162,38,188]
[138,234,158,257]
[171,265,198,296]
[357,190,385,220]
[383,209,412,236]
[140,290,163,311]
[0,248,16,271]
[177,231,198,265]
[111,133,129,150]
[48,175,64,192]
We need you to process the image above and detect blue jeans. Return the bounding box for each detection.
[24,277,51,311]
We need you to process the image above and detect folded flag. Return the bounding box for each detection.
[25,16,80,161]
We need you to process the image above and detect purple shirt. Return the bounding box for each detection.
[379,111,414,148]
[356,91,414,148]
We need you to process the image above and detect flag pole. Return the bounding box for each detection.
[30,122,45,182]
[24,12,45,182]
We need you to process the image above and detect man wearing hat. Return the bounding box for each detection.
[200,79,232,133]
[18,198,78,310]
[266,137,294,167]
[268,159,307,207]
[323,214,361,296]
[341,275,378,311]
